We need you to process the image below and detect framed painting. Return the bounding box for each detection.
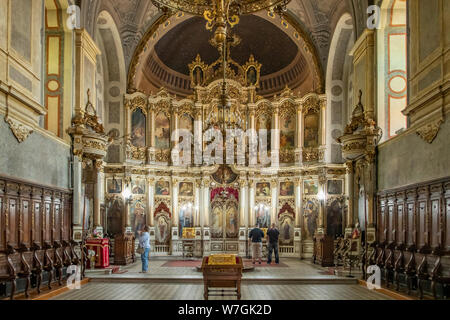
[304,180,318,196]
[280,116,295,151]
[279,181,294,197]
[107,178,122,194]
[179,182,194,197]
[155,180,170,196]
[131,108,146,147]
[155,112,170,149]
[132,179,145,195]
[327,180,343,195]
[256,182,271,197]
[304,113,319,148]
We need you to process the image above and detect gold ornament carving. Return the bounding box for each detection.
[416,118,443,144]
[5,117,33,143]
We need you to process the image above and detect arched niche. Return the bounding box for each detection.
[95,10,127,163]
[325,13,354,164]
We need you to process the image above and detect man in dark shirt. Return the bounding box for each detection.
[248,224,265,264]
[267,223,280,264]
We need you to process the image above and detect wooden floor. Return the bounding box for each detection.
[50,282,393,300]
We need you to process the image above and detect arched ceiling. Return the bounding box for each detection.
[154,15,298,76]
[78,0,360,96]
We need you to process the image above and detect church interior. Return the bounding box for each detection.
[0,0,449,303]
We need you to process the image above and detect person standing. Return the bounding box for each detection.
[267,223,280,264]
[138,225,151,273]
[248,224,264,264]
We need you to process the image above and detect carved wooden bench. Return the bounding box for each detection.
[384,242,396,288]
[404,244,417,295]
[42,241,55,290]
[430,246,450,299]
[393,243,405,291]
[31,242,43,294]
[417,245,432,299]
[0,244,17,300]
[16,243,32,298]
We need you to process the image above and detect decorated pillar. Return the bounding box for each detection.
[345,161,354,237]
[272,106,280,166]
[194,106,203,165]
[172,178,179,227]
[294,178,302,227]
[295,104,303,165]
[319,98,326,163]
[248,179,255,226]
[72,155,83,241]
[317,172,327,235]
[148,105,156,163]
[147,177,155,227]
[195,179,201,227]
[271,179,277,224]
[93,160,104,234]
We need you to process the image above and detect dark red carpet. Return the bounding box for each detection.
[161,259,288,268]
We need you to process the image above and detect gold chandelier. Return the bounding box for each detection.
[152,0,291,42]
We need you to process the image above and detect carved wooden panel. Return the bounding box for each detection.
[379,201,386,242]
[407,202,415,246]
[8,198,18,247]
[0,196,4,252]
[397,204,404,244]
[446,197,450,250]
[431,200,439,247]
[21,200,30,246]
[33,202,41,245]
[388,205,394,242]
[54,203,61,241]
[418,201,426,247]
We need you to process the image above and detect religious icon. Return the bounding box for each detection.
[211,204,223,238]
[106,198,123,237]
[193,66,204,86]
[326,199,343,238]
[279,214,294,245]
[279,181,294,197]
[131,200,146,237]
[131,109,146,147]
[179,205,193,237]
[256,114,271,151]
[255,204,270,228]
[155,180,170,196]
[280,116,295,150]
[256,182,271,197]
[303,200,318,239]
[107,178,122,194]
[132,179,145,195]
[304,113,319,148]
[304,180,318,195]
[225,202,239,238]
[179,182,193,197]
[247,67,257,86]
[327,180,343,195]
[155,214,170,244]
[155,113,170,149]
[212,165,238,185]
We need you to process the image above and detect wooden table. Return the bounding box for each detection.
[201,255,243,300]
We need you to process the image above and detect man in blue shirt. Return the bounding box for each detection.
[248,224,265,264]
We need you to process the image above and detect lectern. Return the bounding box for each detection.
[201,254,243,300]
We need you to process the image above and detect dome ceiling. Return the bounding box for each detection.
[154,15,299,76]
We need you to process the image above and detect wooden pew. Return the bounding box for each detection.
[404,244,417,295]
[42,241,55,290]
[384,242,395,288]
[394,243,405,291]
[17,243,31,298]
[430,246,450,299]
[0,244,17,300]
[417,245,431,299]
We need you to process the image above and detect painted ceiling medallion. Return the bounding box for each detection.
[5,116,34,143]
[416,118,443,144]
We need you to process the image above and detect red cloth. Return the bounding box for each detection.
[210,187,239,201]
[86,238,110,268]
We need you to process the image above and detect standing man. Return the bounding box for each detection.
[267,223,280,264]
[248,224,264,264]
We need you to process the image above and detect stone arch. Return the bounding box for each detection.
[95,10,127,164]
[324,13,354,164]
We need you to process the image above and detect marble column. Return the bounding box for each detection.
[72,155,83,240]
[345,161,354,231]
[295,178,302,227]
[295,105,303,164]
[249,182,255,226]
[194,106,203,165]
[202,179,210,226]
[93,160,103,232]
[271,180,277,224]
[195,180,201,227]
[239,180,247,226]
[172,179,179,226]
[272,107,280,166]
[147,178,155,227]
